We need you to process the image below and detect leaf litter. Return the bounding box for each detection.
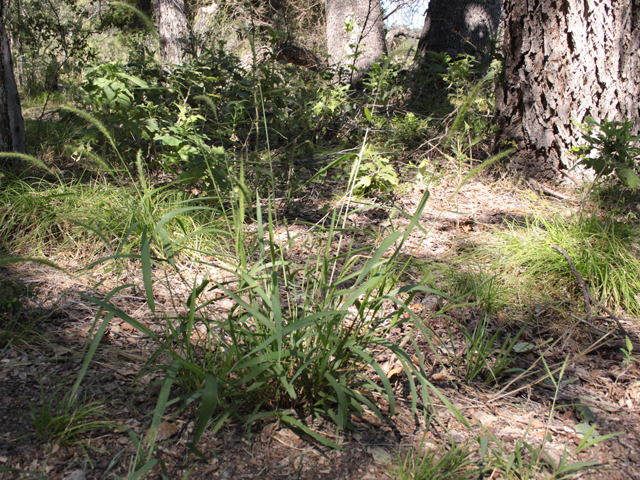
[1,178,639,479]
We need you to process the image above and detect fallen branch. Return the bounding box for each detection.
[528,179,571,200]
[552,244,629,338]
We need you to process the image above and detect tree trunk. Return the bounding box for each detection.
[416,0,502,60]
[325,0,386,81]
[13,0,24,87]
[495,0,640,180]
[0,0,26,158]
[153,0,189,68]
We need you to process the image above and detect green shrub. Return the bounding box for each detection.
[572,117,640,189]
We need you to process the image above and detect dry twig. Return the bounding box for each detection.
[551,244,629,338]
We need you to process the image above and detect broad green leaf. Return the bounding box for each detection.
[617,167,640,189]
[156,134,182,146]
[127,459,159,480]
[323,372,348,429]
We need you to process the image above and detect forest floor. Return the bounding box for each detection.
[1,173,639,480]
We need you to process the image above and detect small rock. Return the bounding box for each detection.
[450,431,467,444]
[368,446,392,464]
[218,467,235,479]
[62,470,86,480]
[542,449,562,470]
[473,410,497,428]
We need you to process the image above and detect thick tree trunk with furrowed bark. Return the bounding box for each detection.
[325,0,386,81]
[416,0,502,60]
[153,0,189,68]
[495,0,640,180]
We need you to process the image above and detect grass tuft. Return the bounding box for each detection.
[391,442,480,480]
[494,213,640,316]
[0,176,228,258]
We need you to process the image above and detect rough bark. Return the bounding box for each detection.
[193,2,217,38]
[495,0,640,180]
[416,0,502,60]
[0,0,25,157]
[325,0,386,81]
[153,0,189,68]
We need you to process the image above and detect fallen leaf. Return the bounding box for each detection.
[513,342,535,354]
[156,422,179,441]
[387,366,403,379]
[575,422,599,440]
[261,422,277,443]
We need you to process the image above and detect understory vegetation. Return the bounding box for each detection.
[1,12,640,480]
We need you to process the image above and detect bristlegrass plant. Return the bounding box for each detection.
[448,267,508,315]
[85,182,446,450]
[77,128,456,449]
[27,384,111,446]
[457,313,525,384]
[391,442,480,480]
[494,212,640,316]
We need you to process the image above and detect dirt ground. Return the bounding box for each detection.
[1,177,639,480]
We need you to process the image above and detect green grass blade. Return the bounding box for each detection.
[78,293,158,340]
[190,374,219,448]
[141,227,156,314]
[279,414,342,450]
[147,360,180,453]
[0,256,65,271]
[323,372,348,430]
[127,459,159,480]
[69,312,114,401]
[270,272,283,362]
[350,346,395,415]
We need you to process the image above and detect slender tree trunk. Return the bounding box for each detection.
[495,0,640,180]
[416,0,502,60]
[12,0,23,87]
[325,0,386,81]
[153,0,189,68]
[1,0,26,158]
